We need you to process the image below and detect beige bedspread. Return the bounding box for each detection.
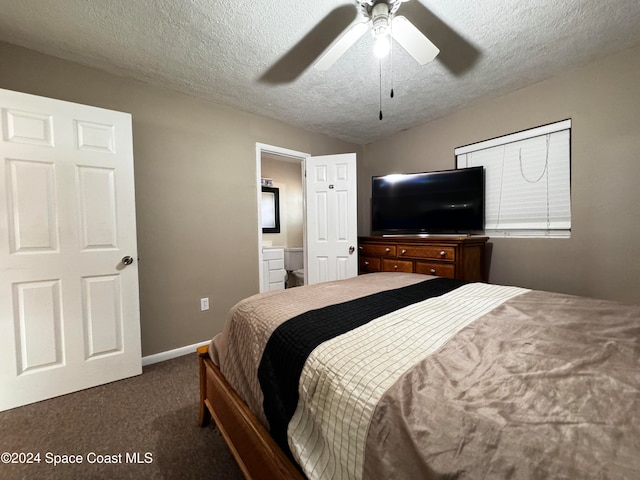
[210,273,640,479]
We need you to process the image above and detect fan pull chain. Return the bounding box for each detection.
[390,35,394,99]
[379,58,383,120]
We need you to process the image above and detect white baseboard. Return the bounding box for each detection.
[142,340,211,367]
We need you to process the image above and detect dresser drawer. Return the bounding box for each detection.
[267,258,284,271]
[397,245,455,261]
[268,269,285,283]
[359,244,396,257]
[263,248,284,261]
[415,261,455,278]
[359,256,381,273]
[382,258,413,273]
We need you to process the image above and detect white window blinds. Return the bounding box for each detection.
[455,120,571,237]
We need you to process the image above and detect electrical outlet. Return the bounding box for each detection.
[200,297,209,311]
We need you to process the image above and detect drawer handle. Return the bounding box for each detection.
[394,265,398,269]
[364,261,369,266]
[385,247,391,253]
[401,249,406,255]
[439,250,446,257]
[359,246,363,250]
[430,268,437,274]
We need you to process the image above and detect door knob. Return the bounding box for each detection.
[349,245,355,254]
[122,256,134,266]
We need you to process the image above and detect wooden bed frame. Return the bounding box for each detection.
[197,345,303,480]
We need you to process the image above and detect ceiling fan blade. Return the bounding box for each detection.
[398,1,480,76]
[259,5,357,84]
[314,21,369,70]
[391,15,440,65]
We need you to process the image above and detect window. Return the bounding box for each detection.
[455,119,571,237]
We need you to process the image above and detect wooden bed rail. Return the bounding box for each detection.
[197,345,304,480]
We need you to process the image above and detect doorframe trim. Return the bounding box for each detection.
[255,143,310,293]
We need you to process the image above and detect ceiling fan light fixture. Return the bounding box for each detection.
[371,2,390,37]
[314,0,439,71]
[373,34,391,58]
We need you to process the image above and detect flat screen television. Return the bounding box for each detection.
[371,166,485,235]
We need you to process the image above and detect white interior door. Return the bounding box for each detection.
[0,88,141,412]
[305,153,358,284]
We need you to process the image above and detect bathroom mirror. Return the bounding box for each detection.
[261,186,280,233]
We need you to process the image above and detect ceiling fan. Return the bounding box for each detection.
[314,0,440,70]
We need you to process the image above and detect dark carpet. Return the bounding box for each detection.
[0,353,244,480]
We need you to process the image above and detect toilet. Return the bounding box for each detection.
[284,247,304,287]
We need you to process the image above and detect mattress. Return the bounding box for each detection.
[210,272,640,479]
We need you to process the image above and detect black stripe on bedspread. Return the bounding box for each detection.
[258,277,467,457]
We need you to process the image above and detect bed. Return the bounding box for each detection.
[199,272,640,479]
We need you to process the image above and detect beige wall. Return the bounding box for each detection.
[0,42,362,356]
[361,44,640,304]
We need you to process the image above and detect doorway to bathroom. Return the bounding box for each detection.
[256,143,309,292]
[256,143,359,293]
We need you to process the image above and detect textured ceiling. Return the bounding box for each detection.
[1,0,639,145]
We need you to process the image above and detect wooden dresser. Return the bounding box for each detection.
[358,236,489,282]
